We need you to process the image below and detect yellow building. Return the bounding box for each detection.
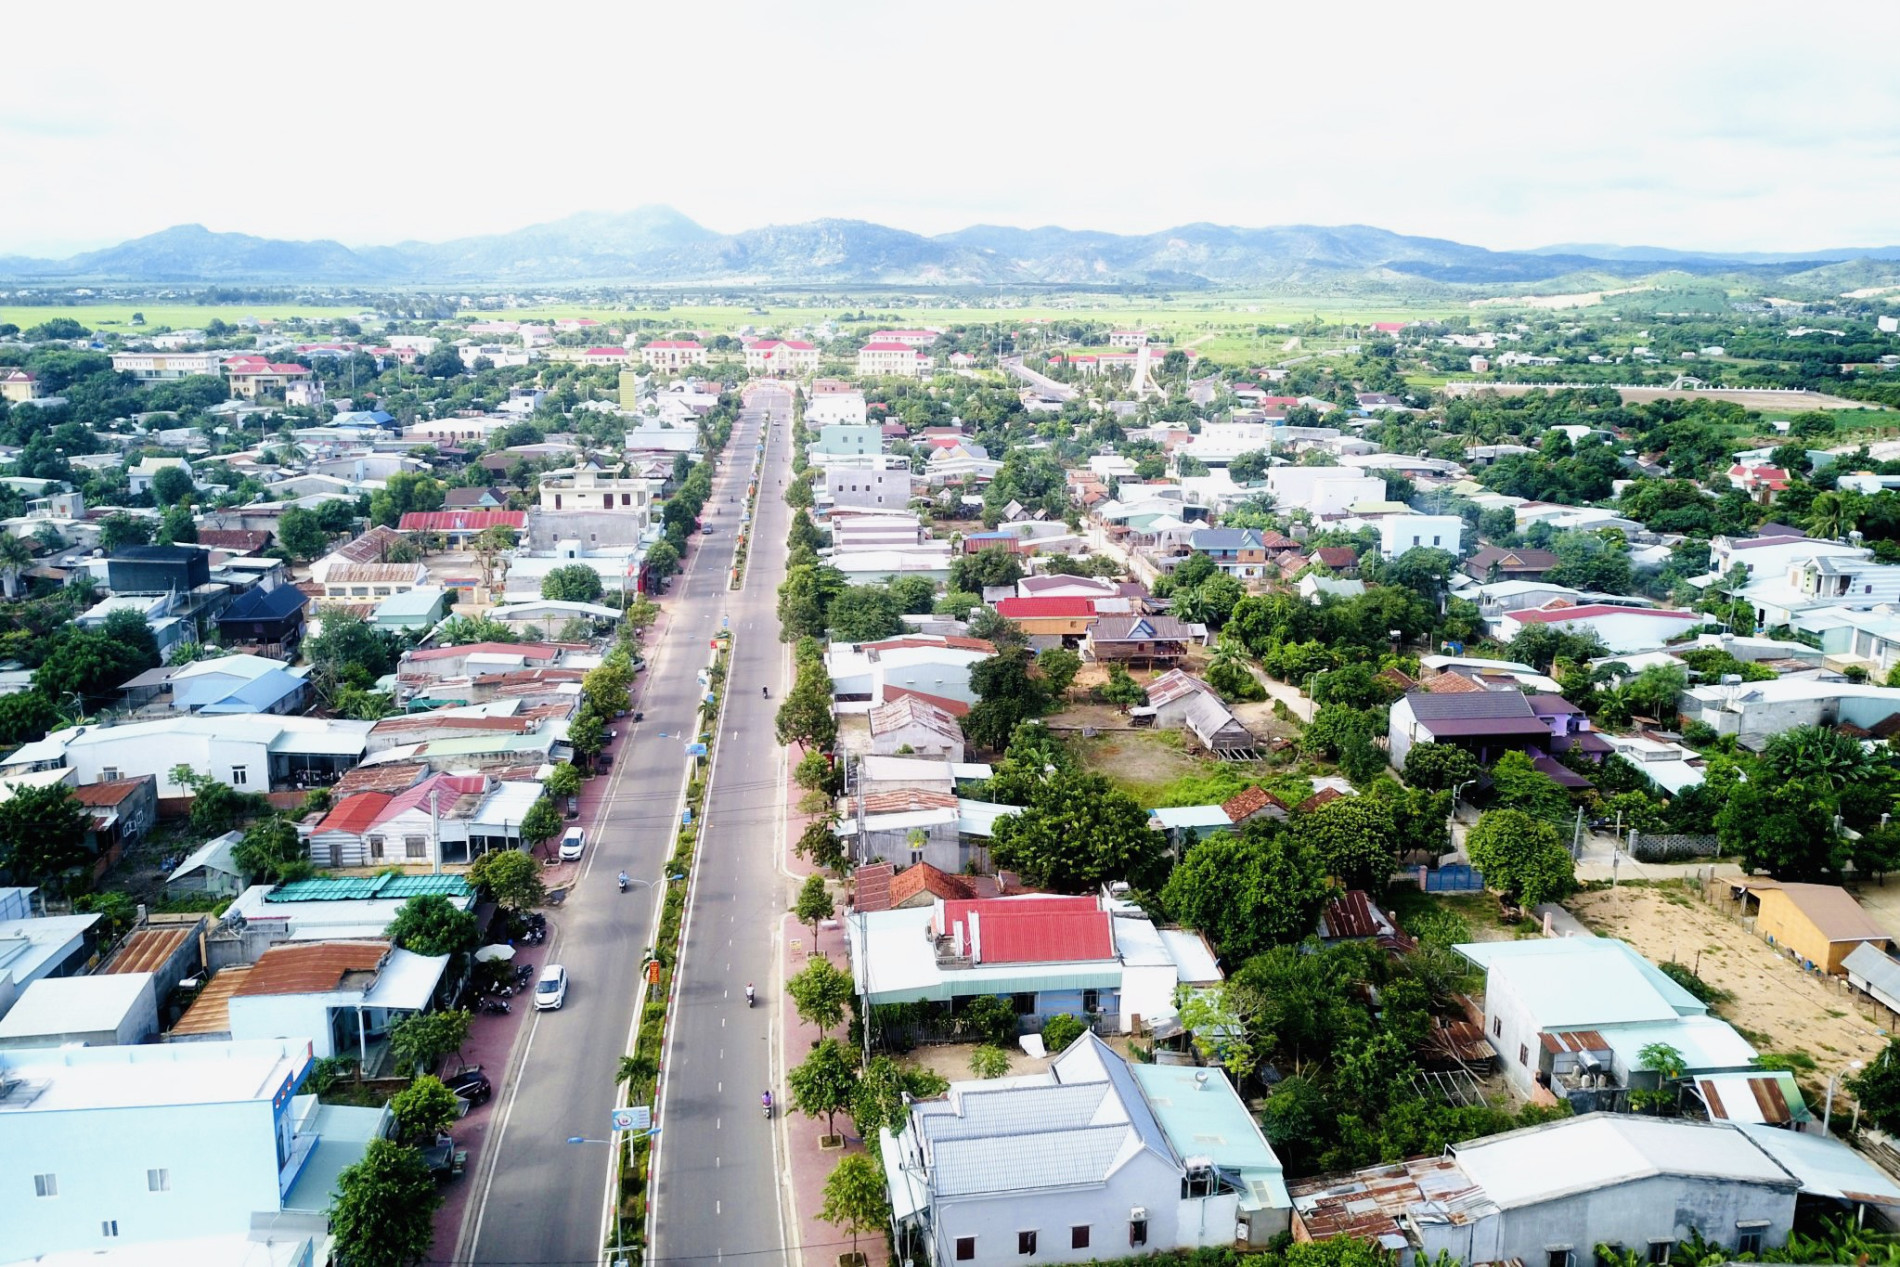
[1744,880,1889,975]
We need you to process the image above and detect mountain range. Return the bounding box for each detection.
[2,206,1898,288]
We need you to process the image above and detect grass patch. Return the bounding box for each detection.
[0,303,368,332]
[1385,886,1522,939]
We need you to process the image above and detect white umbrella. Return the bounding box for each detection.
[474,944,516,963]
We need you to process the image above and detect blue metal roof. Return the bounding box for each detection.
[198,668,307,714]
[267,874,472,903]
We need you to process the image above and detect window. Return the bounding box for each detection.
[1018,1231,1037,1256]
[147,1168,169,1192]
[1647,1242,1674,1264]
[1433,536,1442,546]
[1083,989,1100,1015]
[1548,1249,1572,1267]
[1519,1043,1529,1065]
[1130,1218,1148,1247]
[101,1221,119,1238]
[33,1173,56,1198]
[956,1238,976,1262]
[230,766,248,786]
[1072,1226,1091,1250]
[1493,1016,1502,1038]
[101,768,120,782]
[368,835,385,860]
[1737,1226,1767,1257]
[405,835,428,859]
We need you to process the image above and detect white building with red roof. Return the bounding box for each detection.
[1727,462,1793,503]
[1495,602,1703,654]
[578,346,632,366]
[1,368,43,402]
[866,329,940,348]
[223,356,312,400]
[743,339,819,375]
[640,340,707,371]
[846,892,1218,1033]
[858,341,931,378]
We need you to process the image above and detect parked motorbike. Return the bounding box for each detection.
[476,997,510,1015]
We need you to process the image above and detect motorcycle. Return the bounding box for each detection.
[477,997,510,1015]
[746,984,756,1008]
[618,871,630,893]
[761,1092,772,1120]
[762,686,769,699]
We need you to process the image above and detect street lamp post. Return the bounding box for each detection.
[1824,1061,1865,1135]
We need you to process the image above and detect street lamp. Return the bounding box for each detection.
[1824,1060,1864,1135]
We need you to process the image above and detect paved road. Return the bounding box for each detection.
[460,391,780,1267]
[649,383,795,1267]
[1000,353,1076,400]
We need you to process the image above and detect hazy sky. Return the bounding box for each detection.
[4,1,1895,257]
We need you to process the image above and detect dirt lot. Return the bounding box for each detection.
[898,1036,1141,1085]
[1569,884,1890,1066]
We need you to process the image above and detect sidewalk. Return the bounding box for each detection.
[778,911,864,1267]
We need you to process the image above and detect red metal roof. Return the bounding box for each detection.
[644,340,703,349]
[879,686,971,717]
[405,640,561,662]
[854,863,894,913]
[994,596,1096,618]
[397,510,526,533]
[1508,604,1698,625]
[860,341,916,352]
[317,792,393,835]
[71,778,147,808]
[584,346,629,356]
[979,909,1114,964]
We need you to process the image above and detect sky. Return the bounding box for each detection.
[3,0,1897,259]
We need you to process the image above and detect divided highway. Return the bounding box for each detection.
[461,385,790,1267]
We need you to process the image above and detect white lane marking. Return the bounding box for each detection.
[716,1117,721,1130]
[716,1201,722,1216]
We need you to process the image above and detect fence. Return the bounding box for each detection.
[1629,832,1722,863]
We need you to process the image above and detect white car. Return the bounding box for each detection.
[534,964,568,1011]
[559,828,585,861]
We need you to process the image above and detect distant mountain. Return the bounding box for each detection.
[2,207,1896,287]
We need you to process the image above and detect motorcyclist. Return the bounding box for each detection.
[745,982,756,1006]
[617,871,629,892]
[761,1090,772,1114]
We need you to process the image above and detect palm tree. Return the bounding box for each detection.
[0,533,33,600]
[616,1053,656,1089]
[1807,491,1848,540]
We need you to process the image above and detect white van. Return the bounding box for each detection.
[559,827,585,861]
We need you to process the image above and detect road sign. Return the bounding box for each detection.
[685,742,708,757]
[612,1106,652,1133]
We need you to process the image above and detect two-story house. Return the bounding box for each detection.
[1186,527,1268,579]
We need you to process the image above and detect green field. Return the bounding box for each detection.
[0,303,368,333]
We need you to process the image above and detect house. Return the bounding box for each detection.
[0,714,374,796]
[1,369,44,401]
[1378,514,1464,559]
[858,341,931,378]
[1729,463,1793,503]
[1222,785,1290,826]
[1845,943,1900,1019]
[992,596,1098,639]
[73,775,158,863]
[743,339,819,375]
[1310,545,1360,575]
[1456,937,1758,1103]
[639,340,707,371]
[322,561,429,601]
[1496,603,1703,654]
[1727,880,1888,974]
[223,357,312,400]
[806,389,869,426]
[164,653,311,715]
[1290,1113,1900,1267]
[538,466,651,522]
[1679,679,1900,749]
[110,350,224,381]
[1187,527,1268,579]
[827,636,994,713]
[0,1037,388,1262]
[883,1032,1288,1267]
[869,694,965,760]
[310,525,409,583]
[444,485,511,509]
[0,910,101,990]
[219,874,475,952]
[1463,545,1561,582]
[125,455,193,497]
[1084,614,1201,666]
[0,971,159,1048]
[1299,574,1366,603]
[190,940,449,1067]
[167,830,245,897]
[824,462,913,510]
[1386,690,1553,770]
[1264,467,1388,516]
[851,861,979,912]
[214,583,307,657]
[396,508,526,545]
[848,893,1215,1035]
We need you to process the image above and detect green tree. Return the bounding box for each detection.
[1161,823,1334,960]
[1623,664,1688,722]
[99,511,153,552]
[851,1055,948,1136]
[520,796,565,855]
[777,563,845,641]
[794,873,836,945]
[1761,723,1877,789]
[965,649,1051,749]
[969,1045,1011,1078]
[0,691,54,746]
[957,995,1019,1047]
[386,1009,472,1077]
[887,574,936,614]
[1041,1012,1086,1052]
[827,585,905,642]
[385,896,479,958]
[787,1037,858,1137]
[231,816,309,886]
[1487,750,1570,822]
[1036,646,1081,697]
[1098,662,1147,710]
[775,672,837,751]
[989,768,1165,892]
[276,506,332,561]
[540,564,605,604]
[820,1153,892,1260]
[327,1139,442,1267]
[796,818,847,874]
[158,503,198,546]
[0,783,91,894]
[466,849,547,910]
[1402,742,1480,792]
[1716,776,1843,879]
[949,547,1024,594]
[1847,1042,1900,1133]
[643,538,680,584]
[544,762,582,801]
[368,472,446,527]
[1466,809,1576,906]
[388,1075,460,1143]
[1292,796,1400,891]
[785,955,853,1038]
